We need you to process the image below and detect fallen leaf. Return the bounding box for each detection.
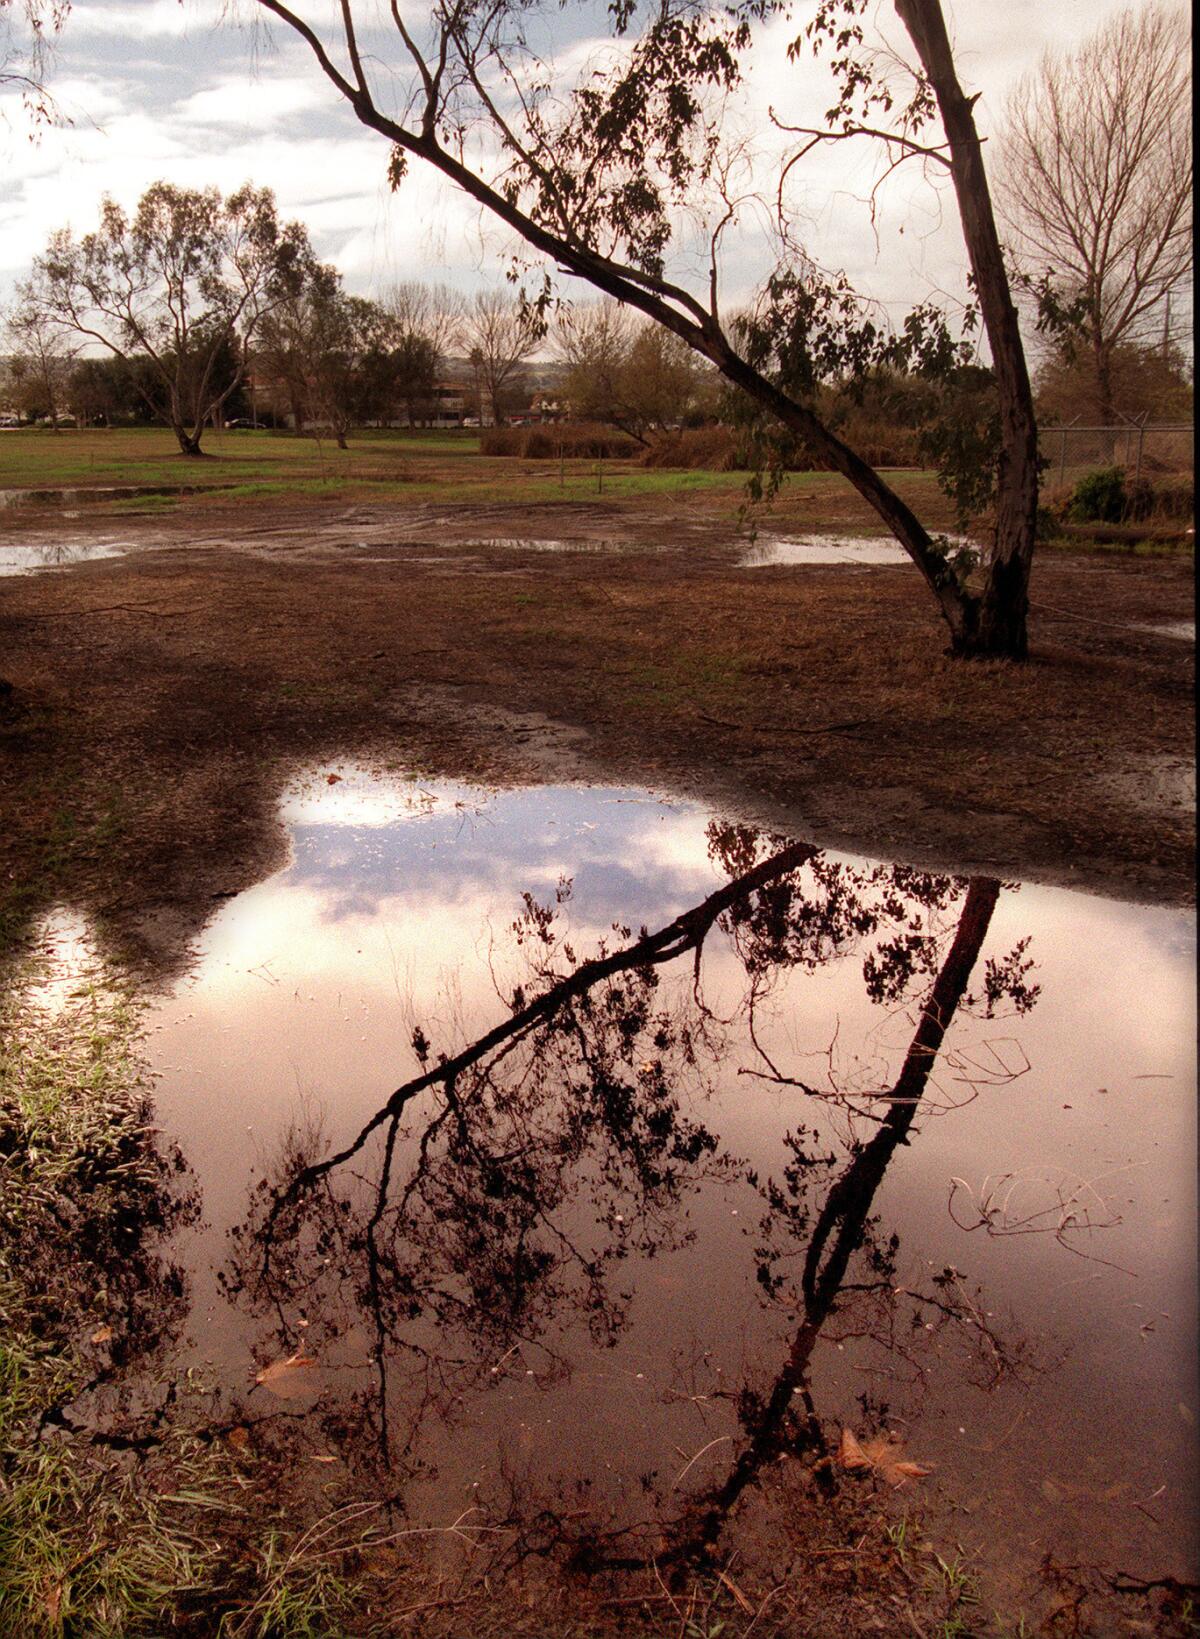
[838,1427,933,1488]
[254,1351,319,1397]
[226,1426,252,1452]
[43,1583,62,1624]
[90,1324,113,1344]
[837,1427,873,1472]
[311,1454,337,1464]
[326,773,342,785]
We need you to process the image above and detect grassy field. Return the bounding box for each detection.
[0,425,945,521]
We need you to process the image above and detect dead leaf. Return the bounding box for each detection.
[837,1427,873,1472]
[90,1324,113,1344]
[43,1583,62,1624]
[311,1454,337,1464]
[326,773,342,785]
[227,1426,252,1452]
[837,1427,933,1488]
[254,1351,319,1397]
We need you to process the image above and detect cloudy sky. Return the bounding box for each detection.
[0,0,1152,327]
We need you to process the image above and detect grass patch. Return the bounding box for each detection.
[0,942,366,1638]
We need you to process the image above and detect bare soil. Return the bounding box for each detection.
[1,489,1193,980]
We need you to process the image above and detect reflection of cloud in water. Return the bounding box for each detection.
[281,779,720,931]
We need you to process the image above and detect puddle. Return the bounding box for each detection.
[741,533,970,567]
[463,536,630,553]
[38,772,1200,1603]
[0,483,232,508]
[0,539,130,575]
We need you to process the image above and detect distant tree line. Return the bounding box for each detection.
[0,181,576,451]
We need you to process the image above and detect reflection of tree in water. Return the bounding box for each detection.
[228,824,1040,1560]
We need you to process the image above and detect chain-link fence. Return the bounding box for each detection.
[1040,422,1193,487]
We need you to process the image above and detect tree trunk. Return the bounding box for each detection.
[895,0,1039,660]
[1094,338,1116,435]
[172,425,204,457]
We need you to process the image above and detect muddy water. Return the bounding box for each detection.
[0,538,130,575]
[74,772,1200,1607]
[740,534,970,567]
[0,483,231,507]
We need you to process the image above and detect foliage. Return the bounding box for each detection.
[28,182,312,454]
[557,302,714,438]
[1033,340,1194,425]
[1068,467,1127,524]
[480,421,639,459]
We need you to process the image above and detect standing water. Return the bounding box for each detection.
[38,771,1200,1614]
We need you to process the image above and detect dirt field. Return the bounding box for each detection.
[1,465,1192,980]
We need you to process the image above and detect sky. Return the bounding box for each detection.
[0,0,1159,331]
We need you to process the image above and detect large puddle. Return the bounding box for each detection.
[740,534,969,567]
[35,772,1200,1607]
[0,538,130,575]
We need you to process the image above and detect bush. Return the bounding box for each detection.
[1063,466,1194,526]
[640,425,742,470]
[1069,465,1127,523]
[479,421,639,459]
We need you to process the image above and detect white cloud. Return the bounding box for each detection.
[175,74,326,126]
[1,0,1172,314]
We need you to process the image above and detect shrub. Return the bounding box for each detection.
[640,426,743,469]
[479,421,639,459]
[1068,465,1127,523]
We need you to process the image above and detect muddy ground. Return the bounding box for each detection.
[0,486,1194,979]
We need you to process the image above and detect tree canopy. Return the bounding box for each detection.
[245,0,1039,657]
[28,181,313,455]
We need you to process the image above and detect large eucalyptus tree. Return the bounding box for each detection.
[30,183,313,456]
[247,0,1039,657]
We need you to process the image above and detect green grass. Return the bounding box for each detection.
[0,946,369,1638]
[0,427,946,520]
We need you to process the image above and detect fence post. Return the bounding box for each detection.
[1059,427,1067,486]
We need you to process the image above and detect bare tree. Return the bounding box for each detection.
[997,3,1193,424]
[458,289,540,425]
[381,280,463,369]
[557,302,704,438]
[247,0,1039,658]
[28,182,313,455]
[3,287,77,427]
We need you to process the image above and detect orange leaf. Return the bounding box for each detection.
[90,1324,113,1345]
[227,1426,252,1452]
[838,1428,933,1487]
[254,1351,319,1397]
[837,1427,872,1471]
[326,773,342,785]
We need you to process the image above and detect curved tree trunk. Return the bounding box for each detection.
[896,0,1039,660]
[256,0,1040,659]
